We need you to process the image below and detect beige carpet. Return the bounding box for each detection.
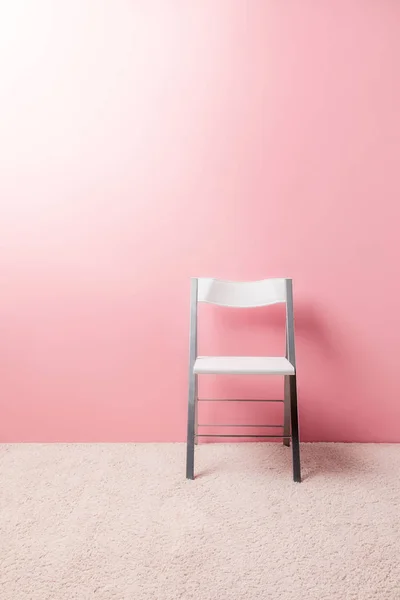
[1,443,399,599]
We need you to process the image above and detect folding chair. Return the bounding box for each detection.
[186,278,301,482]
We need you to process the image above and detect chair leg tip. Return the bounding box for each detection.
[186,469,195,480]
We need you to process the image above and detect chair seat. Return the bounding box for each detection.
[193,356,295,376]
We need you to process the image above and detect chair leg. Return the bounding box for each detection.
[186,372,197,479]
[194,378,199,446]
[283,375,290,447]
[289,375,301,482]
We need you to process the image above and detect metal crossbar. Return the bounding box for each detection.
[198,424,284,428]
[197,398,283,403]
[196,434,291,439]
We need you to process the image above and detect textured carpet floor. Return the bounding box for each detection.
[1,443,399,599]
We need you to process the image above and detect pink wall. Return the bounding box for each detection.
[1,1,400,442]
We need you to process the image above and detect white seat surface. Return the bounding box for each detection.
[193,356,295,376]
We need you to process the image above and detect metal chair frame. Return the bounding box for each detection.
[186,278,301,482]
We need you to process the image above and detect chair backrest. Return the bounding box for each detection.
[189,278,296,368]
[197,278,286,308]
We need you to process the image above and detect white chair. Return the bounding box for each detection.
[186,278,301,482]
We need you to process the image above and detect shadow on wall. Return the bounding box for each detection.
[251,301,389,442]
